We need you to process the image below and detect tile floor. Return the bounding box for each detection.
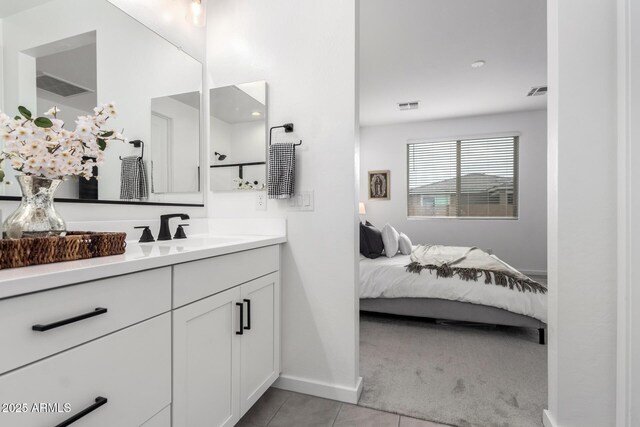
[236,388,448,427]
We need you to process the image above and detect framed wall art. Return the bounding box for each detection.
[368,170,390,200]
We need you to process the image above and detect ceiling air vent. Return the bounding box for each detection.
[398,101,420,111]
[36,72,93,98]
[527,86,548,97]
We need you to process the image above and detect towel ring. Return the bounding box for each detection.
[269,123,302,146]
[119,140,144,160]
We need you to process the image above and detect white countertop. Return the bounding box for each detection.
[0,234,286,300]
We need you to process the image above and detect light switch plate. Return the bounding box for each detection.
[256,192,267,211]
[288,190,314,211]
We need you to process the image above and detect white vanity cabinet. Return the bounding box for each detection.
[0,268,173,427]
[0,314,172,427]
[172,247,281,427]
[0,242,282,427]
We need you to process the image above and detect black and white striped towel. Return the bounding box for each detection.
[268,143,295,199]
[120,156,148,200]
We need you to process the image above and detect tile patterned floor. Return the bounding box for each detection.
[236,388,449,427]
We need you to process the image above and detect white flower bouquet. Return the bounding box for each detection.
[0,103,124,182]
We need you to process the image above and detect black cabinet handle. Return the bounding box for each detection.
[32,308,108,332]
[236,302,244,335]
[54,396,107,427]
[243,299,251,330]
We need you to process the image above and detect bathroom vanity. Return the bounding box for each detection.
[0,234,285,427]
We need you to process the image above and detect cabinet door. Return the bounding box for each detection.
[240,272,280,415]
[173,287,242,427]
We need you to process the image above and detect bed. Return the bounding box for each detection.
[359,252,547,344]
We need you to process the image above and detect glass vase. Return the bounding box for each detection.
[3,175,66,239]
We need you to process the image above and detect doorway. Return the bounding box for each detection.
[356,1,548,425]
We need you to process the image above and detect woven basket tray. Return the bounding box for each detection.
[0,231,127,270]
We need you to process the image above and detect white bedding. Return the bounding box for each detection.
[360,253,547,323]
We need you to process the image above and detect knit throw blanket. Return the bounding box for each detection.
[406,245,547,294]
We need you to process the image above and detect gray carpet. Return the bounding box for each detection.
[359,313,547,427]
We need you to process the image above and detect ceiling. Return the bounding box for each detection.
[359,0,547,127]
[0,0,53,18]
[210,85,265,124]
[169,91,201,110]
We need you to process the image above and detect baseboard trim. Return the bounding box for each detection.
[273,374,364,404]
[543,410,558,427]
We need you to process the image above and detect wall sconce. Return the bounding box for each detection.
[186,0,205,27]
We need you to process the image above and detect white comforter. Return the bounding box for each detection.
[360,253,547,323]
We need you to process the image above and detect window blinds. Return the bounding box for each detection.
[407,136,518,218]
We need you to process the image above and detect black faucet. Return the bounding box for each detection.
[157,214,190,240]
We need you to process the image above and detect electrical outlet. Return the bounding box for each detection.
[256,192,267,211]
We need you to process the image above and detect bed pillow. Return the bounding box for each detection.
[398,232,412,255]
[360,221,384,259]
[381,224,400,258]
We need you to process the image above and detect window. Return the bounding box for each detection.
[407,136,518,218]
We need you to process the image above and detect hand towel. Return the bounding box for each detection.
[120,156,148,200]
[268,143,295,199]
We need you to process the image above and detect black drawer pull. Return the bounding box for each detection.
[32,308,108,332]
[243,299,251,330]
[54,396,107,427]
[236,302,244,335]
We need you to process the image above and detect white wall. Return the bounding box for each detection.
[210,117,266,191]
[210,118,264,165]
[620,1,640,425]
[151,96,200,193]
[230,121,265,163]
[106,0,206,62]
[0,198,207,225]
[211,116,232,163]
[360,109,547,273]
[207,0,361,401]
[546,0,618,426]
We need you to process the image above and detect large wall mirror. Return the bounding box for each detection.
[210,81,267,192]
[0,0,204,205]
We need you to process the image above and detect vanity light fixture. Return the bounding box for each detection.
[186,0,205,27]
[214,152,227,161]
